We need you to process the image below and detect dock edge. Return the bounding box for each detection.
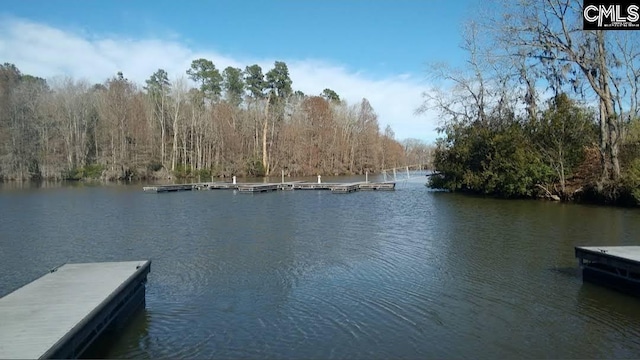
[41,260,151,359]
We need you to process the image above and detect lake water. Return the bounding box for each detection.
[1,176,640,359]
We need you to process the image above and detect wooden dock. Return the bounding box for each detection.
[0,260,151,359]
[330,182,361,193]
[237,183,280,193]
[143,184,195,193]
[575,246,640,295]
[358,182,396,191]
[143,180,396,194]
[291,182,336,190]
[207,182,239,190]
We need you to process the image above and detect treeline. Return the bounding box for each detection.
[0,60,432,181]
[421,0,640,206]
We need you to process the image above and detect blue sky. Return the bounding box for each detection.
[0,0,480,142]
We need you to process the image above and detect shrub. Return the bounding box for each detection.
[147,161,163,172]
[62,164,105,180]
[245,158,265,177]
[83,164,104,179]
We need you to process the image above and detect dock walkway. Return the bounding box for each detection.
[144,180,396,194]
[0,260,151,359]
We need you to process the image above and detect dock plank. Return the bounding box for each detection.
[0,260,150,359]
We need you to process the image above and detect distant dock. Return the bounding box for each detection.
[575,246,640,295]
[142,165,435,193]
[143,180,396,194]
[0,260,151,359]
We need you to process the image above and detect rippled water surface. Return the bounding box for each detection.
[1,177,640,359]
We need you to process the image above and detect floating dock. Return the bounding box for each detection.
[357,182,395,191]
[575,246,640,295]
[330,182,361,193]
[237,183,281,193]
[0,260,151,359]
[207,182,241,190]
[143,184,197,192]
[143,181,396,194]
[291,182,338,190]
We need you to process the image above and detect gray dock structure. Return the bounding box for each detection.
[0,260,151,359]
[575,246,640,295]
[143,181,396,194]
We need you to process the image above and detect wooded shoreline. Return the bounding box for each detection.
[0,61,433,182]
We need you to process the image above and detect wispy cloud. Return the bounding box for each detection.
[0,16,439,142]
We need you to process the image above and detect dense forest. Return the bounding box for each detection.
[0,60,432,181]
[422,0,640,206]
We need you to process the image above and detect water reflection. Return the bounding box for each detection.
[575,284,640,358]
[82,310,151,359]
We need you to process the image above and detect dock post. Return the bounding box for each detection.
[383,171,387,182]
[281,170,284,184]
[233,176,236,185]
[393,168,397,181]
[406,166,410,179]
[318,175,321,184]
[366,171,369,183]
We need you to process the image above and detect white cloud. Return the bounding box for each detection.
[0,16,439,143]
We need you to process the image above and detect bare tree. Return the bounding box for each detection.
[50,78,96,171]
[417,21,496,129]
[145,69,171,167]
[492,0,640,182]
[170,77,187,172]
